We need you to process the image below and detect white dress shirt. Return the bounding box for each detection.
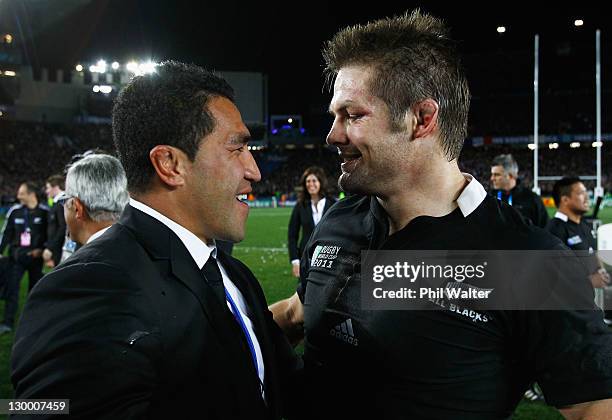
[129,198,265,393]
[311,197,327,226]
[86,226,112,244]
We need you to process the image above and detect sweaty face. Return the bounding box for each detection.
[326,66,410,196]
[566,182,590,215]
[305,174,321,197]
[184,97,261,243]
[490,165,511,190]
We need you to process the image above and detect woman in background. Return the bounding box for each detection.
[288,166,335,278]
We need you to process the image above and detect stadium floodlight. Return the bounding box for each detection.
[3,70,16,76]
[126,61,138,73]
[99,85,112,94]
[75,64,83,72]
[548,142,559,150]
[592,141,603,148]
[574,19,584,27]
[570,142,581,148]
[527,143,536,150]
[288,118,293,124]
[92,85,100,93]
[497,26,506,33]
[96,59,107,73]
[139,61,157,75]
[111,61,120,70]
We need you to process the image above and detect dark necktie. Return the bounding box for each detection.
[201,254,264,397]
[201,256,226,304]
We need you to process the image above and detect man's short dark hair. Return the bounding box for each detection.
[112,61,235,193]
[322,9,470,161]
[20,182,38,195]
[552,176,582,208]
[46,174,65,190]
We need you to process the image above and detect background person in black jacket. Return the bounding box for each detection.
[490,153,549,228]
[288,166,335,278]
[42,174,66,268]
[0,182,47,334]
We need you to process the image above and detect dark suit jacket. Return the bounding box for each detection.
[44,201,66,266]
[490,185,549,228]
[12,205,300,419]
[288,197,335,262]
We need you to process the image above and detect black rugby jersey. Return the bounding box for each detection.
[298,177,612,420]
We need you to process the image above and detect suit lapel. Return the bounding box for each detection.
[305,201,315,228]
[217,252,277,404]
[168,237,264,399]
[119,206,264,404]
[323,196,334,214]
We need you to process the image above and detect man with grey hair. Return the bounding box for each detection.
[58,153,129,246]
[490,153,549,228]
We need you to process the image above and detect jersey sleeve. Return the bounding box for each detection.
[519,309,612,407]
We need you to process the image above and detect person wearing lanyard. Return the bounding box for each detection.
[12,61,300,419]
[0,182,48,335]
[490,153,549,228]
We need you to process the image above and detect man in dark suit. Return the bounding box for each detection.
[12,61,299,419]
[42,174,67,268]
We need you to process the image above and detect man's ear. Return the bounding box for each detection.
[410,99,439,139]
[149,145,189,188]
[72,198,87,221]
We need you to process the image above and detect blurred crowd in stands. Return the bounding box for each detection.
[0,121,114,203]
[1,120,610,205]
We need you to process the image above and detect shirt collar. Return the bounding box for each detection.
[129,198,216,269]
[86,226,112,244]
[53,191,65,204]
[456,173,487,217]
[554,211,569,222]
[312,197,326,209]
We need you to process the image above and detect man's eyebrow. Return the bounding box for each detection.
[228,133,251,144]
[328,100,355,115]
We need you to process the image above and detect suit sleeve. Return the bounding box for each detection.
[518,309,612,407]
[287,205,302,262]
[11,262,161,419]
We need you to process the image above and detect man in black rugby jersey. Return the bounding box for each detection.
[548,177,610,290]
[271,9,612,420]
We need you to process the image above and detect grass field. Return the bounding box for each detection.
[2,205,612,418]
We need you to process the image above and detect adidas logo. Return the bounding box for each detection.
[329,318,359,346]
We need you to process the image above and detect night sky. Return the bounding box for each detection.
[2,1,610,126]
